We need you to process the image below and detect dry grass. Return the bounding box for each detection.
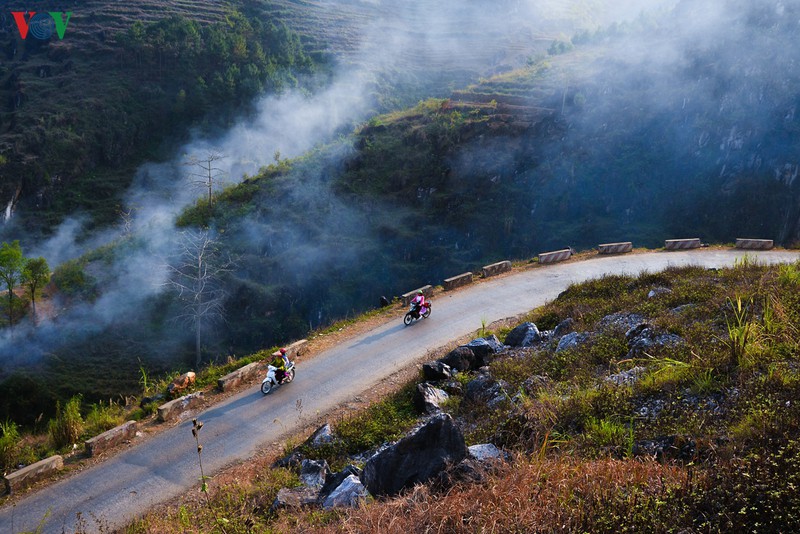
[270,455,688,534]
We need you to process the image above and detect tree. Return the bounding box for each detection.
[22,256,50,324]
[0,241,24,326]
[165,231,233,367]
[185,152,227,208]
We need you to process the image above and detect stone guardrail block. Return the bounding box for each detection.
[598,242,633,254]
[735,238,774,250]
[158,392,204,423]
[402,285,433,306]
[218,361,266,392]
[3,455,63,495]
[272,339,308,360]
[443,272,474,291]
[665,238,701,250]
[85,421,137,457]
[481,261,512,278]
[538,249,572,264]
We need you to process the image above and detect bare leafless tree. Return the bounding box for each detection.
[165,230,234,367]
[185,151,227,207]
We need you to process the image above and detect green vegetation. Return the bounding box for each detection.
[128,259,800,532]
[2,4,321,231]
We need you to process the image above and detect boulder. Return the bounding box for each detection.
[422,361,453,381]
[464,335,505,364]
[648,287,673,299]
[626,325,684,357]
[414,383,450,415]
[167,371,196,397]
[553,318,575,339]
[439,346,477,372]
[440,379,464,396]
[555,332,591,352]
[320,465,362,503]
[598,312,647,333]
[321,474,369,510]
[271,486,320,511]
[504,322,541,347]
[464,374,511,410]
[305,423,335,449]
[300,459,330,489]
[361,413,468,497]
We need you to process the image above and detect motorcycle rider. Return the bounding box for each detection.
[410,290,428,316]
[272,348,289,383]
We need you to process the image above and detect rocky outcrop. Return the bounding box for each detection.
[625,324,684,358]
[555,331,592,352]
[440,335,505,372]
[321,474,368,510]
[504,322,541,347]
[464,373,511,410]
[414,383,450,414]
[422,361,453,380]
[300,459,330,488]
[361,413,467,497]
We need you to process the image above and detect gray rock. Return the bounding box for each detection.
[598,312,647,333]
[440,379,464,396]
[648,287,673,299]
[305,423,335,448]
[440,346,477,372]
[626,325,684,357]
[555,331,591,352]
[505,322,541,347]
[422,361,453,381]
[271,486,320,511]
[414,383,450,415]
[468,443,503,461]
[320,465,361,502]
[300,459,330,488]
[464,335,505,365]
[670,304,695,315]
[361,413,468,497]
[321,474,369,510]
[464,374,511,409]
[553,318,575,339]
[605,366,647,386]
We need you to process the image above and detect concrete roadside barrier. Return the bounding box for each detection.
[402,285,433,305]
[85,421,137,457]
[444,272,474,291]
[665,238,701,250]
[3,455,63,495]
[538,249,572,264]
[218,361,266,392]
[158,392,204,423]
[735,238,774,250]
[598,242,633,255]
[481,261,512,278]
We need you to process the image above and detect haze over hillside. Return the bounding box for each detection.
[6,0,797,425]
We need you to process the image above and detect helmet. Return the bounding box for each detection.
[280,348,287,355]
[417,290,424,295]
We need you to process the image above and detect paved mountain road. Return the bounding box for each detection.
[2,249,798,533]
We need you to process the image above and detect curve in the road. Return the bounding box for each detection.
[2,249,798,533]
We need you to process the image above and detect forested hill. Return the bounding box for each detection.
[0,0,317,233]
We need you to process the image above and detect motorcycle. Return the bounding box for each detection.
[404,301,431,326]
[261,361,296,395]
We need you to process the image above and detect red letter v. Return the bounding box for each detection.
[11,12,36,40]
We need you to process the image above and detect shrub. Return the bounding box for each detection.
[49,395,84,449]
[85,401,126,436]
[0,419,20,472]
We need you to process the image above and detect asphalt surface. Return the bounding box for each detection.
[2,248,798,533]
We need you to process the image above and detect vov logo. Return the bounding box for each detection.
[11,11,72,40]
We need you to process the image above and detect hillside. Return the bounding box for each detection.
[0,0,319,233]
[128,257,800,532]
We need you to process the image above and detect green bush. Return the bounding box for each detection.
[52,260,94,296]
[0,419,20,472]
[84,401,126,436]
[49,396,84,449]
